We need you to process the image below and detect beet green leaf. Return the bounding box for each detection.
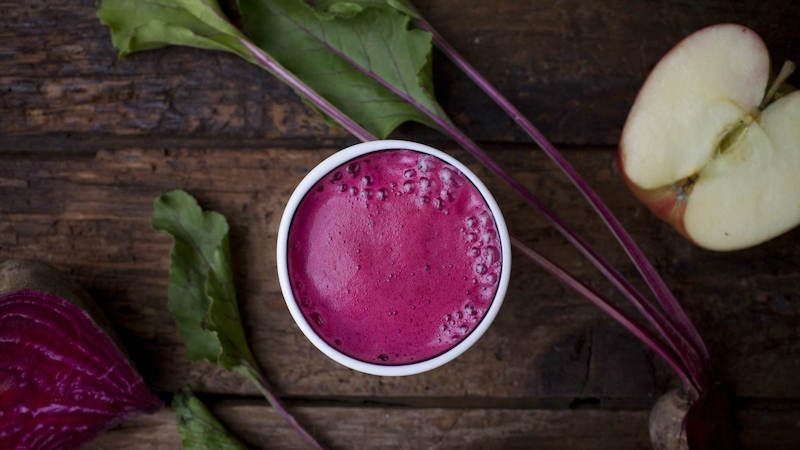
[173,387,249,450]
[98,0,442,138]
[152,190,328,449]
[97,0,250,57]
[152,189,256,371]
[236,0,445,136]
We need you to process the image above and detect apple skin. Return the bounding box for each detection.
[619,170,690,241]
[618,24,798,251]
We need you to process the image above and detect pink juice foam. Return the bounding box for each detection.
[287,149,502,365]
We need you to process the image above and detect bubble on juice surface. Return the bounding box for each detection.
[362,175,373,186]
[377,188,388,200]
[418,195,430,207]
[418,156,431,173]
[361,188,373,199]
[337,183,347,192]
[403,180,415,193]
[332,171,343,182]
[436,303,488,342]
[438,168,454,185]
[346,162,360,175]
[310,312,325,327]
[478,211,491,226]
[350,186,359,196]
[419,177,430,192]
[483,246,499,265]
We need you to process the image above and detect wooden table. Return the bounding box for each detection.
[2,1,799,448]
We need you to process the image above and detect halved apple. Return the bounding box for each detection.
[619,24,799,251]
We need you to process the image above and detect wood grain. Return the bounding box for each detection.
[3,0,800,448]
[86,403,800,450]
[86,406,652,450]
[1,147,798,403]
[2,0,798,146]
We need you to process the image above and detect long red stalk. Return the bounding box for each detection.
[413,13,710,391]
[510,237,693,390]
[239,40,374,142]
[269,5,701,392]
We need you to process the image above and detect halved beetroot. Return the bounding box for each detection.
[0,260,161,449]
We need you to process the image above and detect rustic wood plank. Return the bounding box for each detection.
[2,146,798,403]
[2,0,798,146]
[85,403,800,450]
[86,406,651,450]
[5,1,800,448]
[81,410,183,450]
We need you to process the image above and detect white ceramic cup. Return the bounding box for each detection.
[276,140,511,376]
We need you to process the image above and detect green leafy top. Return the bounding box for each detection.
[97,0,250,58]
[236,0,444,136]
[98,0,448,138]
[173,386,249,450]
[152,189,256,372]
[152,191,328,449]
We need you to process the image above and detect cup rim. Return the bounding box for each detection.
[276,140,511,376]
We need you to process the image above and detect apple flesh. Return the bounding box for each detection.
[620,24,800,251]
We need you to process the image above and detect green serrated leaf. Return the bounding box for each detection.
[238,0,447,137]
[315,0,414,16]
[324,2,364,17]
[98,0,250,59]
[173,386,249,450]
[98,0,450,139]
[384,0,420,19]
[152,190,256,371]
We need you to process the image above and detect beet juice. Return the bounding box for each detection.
[286,148,504,366]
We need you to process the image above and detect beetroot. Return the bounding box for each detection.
[0,260,161,450]
[650,389,690,450]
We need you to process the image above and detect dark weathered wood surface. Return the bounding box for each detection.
[84,405,800,450]
[2,0,799,448]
